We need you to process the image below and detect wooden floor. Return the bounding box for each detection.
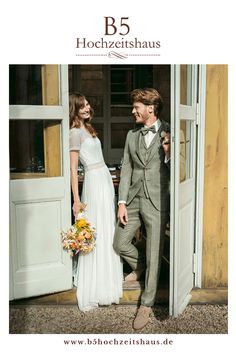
[10,281,227,306]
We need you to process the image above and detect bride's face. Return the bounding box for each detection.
[79,99,91,121]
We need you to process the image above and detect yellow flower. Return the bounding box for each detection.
[76,218,87,228]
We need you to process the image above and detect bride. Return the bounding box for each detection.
[69,92,123,311]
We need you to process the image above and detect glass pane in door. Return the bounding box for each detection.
[180,119,192,182]
[10,119,61,179]
[9,65,60,105]
[10,120,45,174]
[180,65,193,105]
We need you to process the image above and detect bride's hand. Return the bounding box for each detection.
[73,201,86,220]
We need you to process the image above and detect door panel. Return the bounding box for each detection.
[10,182,72,298]
[177,180,195,307]
[9,65,72,299]
[170,65,197,316]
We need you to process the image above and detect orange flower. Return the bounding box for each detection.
[78,232,85,241]
[85,232,92,239]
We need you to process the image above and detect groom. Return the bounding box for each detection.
[113,88,170,330]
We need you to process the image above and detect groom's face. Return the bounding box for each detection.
[132,102,150,124]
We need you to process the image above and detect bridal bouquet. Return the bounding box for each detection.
[61,209,96,256]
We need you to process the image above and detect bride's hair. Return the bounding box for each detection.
[69,93,97,137]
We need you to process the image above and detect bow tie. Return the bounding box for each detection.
[141,125,157,136]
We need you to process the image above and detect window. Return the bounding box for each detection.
[10,120,45,174]
[9,65,60,105]
[69,65,154,164]
[9,65,61,179]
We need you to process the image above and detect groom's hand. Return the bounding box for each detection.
[118,203,128,226]
[162,132,171,159]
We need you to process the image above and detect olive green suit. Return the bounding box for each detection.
[113,121,170,307]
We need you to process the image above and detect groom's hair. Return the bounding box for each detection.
[131,88,164,116]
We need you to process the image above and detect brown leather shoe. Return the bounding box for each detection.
[124,270,143,281]
[133,305,151,330]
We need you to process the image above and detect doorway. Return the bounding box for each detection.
[69,64,171,299]
[68,64,205,314]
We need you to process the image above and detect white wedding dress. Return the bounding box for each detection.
[69,127,123,311]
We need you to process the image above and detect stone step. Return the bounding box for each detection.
[10,283,227,306]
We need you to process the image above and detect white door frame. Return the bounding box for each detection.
[169,64,206,315]
[194,65,206,287]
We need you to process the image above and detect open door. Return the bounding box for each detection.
[9,65,72,299]
[169,65,198,316]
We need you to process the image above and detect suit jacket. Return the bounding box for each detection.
[119,120,170,211]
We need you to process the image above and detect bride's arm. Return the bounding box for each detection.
[70,150,85,221]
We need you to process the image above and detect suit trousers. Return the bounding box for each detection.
[113,190,168,307]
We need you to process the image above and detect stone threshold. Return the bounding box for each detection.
[10,282,227,306]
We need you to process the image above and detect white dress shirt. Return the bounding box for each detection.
[144,119,161,147]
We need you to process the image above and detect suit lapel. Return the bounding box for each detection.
[146,134,160,165]
[146,121,169,165]
[135,130,146,166]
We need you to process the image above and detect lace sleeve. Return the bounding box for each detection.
[69,128,82,151]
